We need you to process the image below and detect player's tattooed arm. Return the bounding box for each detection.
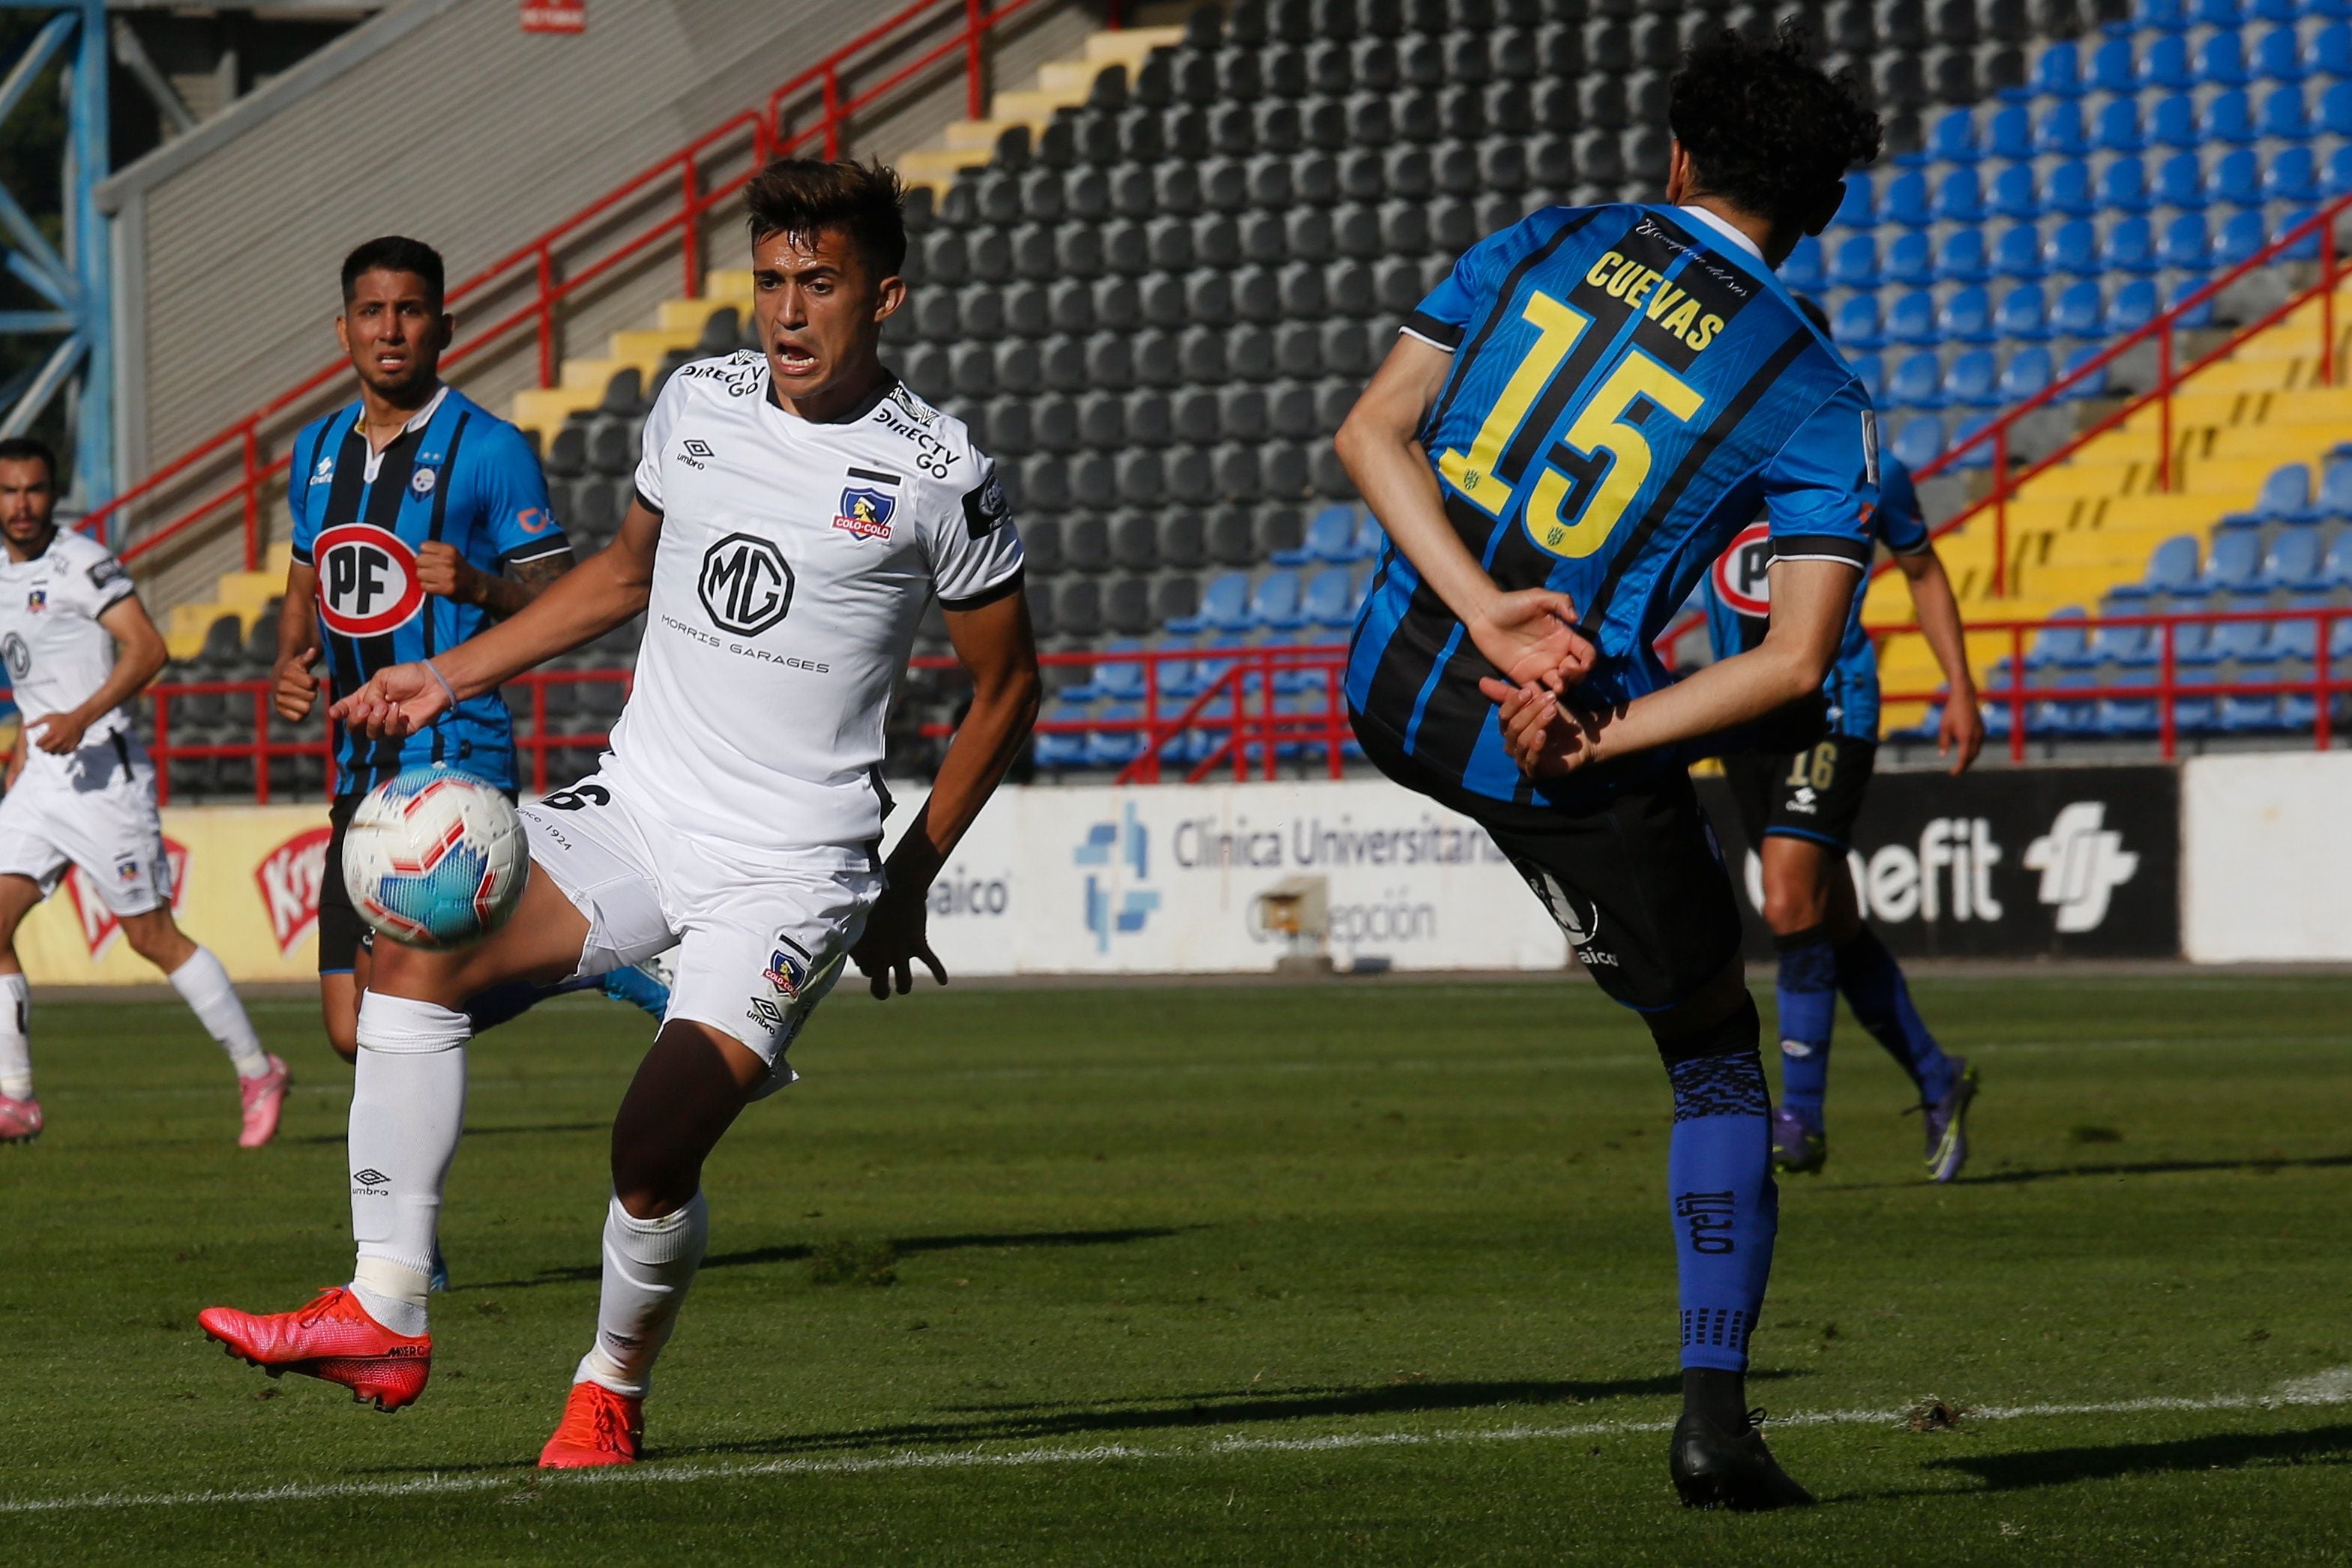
[489,549,577,621]
[415,543,574,621]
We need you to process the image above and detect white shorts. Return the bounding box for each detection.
[516,768,882,1092]
[0,735,172,917]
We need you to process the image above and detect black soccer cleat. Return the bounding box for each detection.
[1669,1408,1817,1511]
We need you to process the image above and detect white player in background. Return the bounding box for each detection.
[199,159,1041,1467]
[0,438,288,1146]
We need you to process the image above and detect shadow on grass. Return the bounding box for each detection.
[1910,1423,2352,1493]
[284,1121,605,1148]
[1835,1152,2352,1191]
[455,1225,1197,1293]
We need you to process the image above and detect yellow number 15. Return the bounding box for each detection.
[1435,289,1708,561]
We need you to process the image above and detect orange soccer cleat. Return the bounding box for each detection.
[537,1380,644,1468]
[197,1286,430,1411]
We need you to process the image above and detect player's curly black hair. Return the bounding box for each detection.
[1667,22,1882,236]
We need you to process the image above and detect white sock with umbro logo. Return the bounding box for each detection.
[346,992,470,1338]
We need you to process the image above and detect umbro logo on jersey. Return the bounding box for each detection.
[679,439,715,470]
[684,440,714,457]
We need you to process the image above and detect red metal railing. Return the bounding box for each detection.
[130,669,632,806]
[82,0,1092,573]
[1876,604,2351,763]
[1915,191,2352,597]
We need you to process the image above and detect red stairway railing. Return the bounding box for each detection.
[81,0,1098,574]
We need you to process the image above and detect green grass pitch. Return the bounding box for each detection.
[3,972,2349,1564]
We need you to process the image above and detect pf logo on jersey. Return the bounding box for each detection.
[314,524,425,638]
[1711,521,1774,620]
[698,533,795,636]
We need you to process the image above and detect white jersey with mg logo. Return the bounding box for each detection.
[607,353,1023,857]
[0,529,138,774]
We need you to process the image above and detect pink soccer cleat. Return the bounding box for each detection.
[198,1286,431,1411]
[0,1094,40,1143]
[237,1055,291,1148]
[538,1381,644,1468]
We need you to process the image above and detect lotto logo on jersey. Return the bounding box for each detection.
[1711,521,1774,618]
[315,524,425,638]
[254,824,334,957]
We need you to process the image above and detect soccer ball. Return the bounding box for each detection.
[343,766,528,950]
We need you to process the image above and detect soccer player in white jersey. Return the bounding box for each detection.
[199,160,1039,1465]
[0,438,286,1146]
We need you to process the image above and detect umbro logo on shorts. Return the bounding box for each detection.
[352,1168,388,1186]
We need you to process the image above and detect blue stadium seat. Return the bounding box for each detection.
[1988,102,2034,160]
[2318,19,2352,76]
[2045,158,2096,215]
[1947,414,1996,471]
[1835,293,1884,347]
[2193,0,2243,29]
[1991,223,2043,279]
[2034,39,2083,96]
[2198,29,2249,85]
[2097,671,2164,738]
[2029,671,2101,736]
[2153,151,2205,208]
[1829,234,1879,289]
[2097,156,2150,213]
[2204,619,2274,665]
[2324,79,2352,134]
[1350,507,1383,561]
[2090,32,2139,93]
[1782,235,1825,292]
[1248,570,1306,631]
[1944,349,2001,406]
[2141,33,2193,90]
[1886,231,1934,286]
[2060,343,2111,398]
[1299,565,1359,628]
[1932,166,1984,223]
[2036,99,2090,155]
[1033,699,1092,769]
[2330,145,2352,197]
[2000,344,2055,402]
[1996,283,2050,340]
[1988,162,2039,219]
[1940,285,1994,343]
[2148,93,2201,150]
[1937,228,1988,283]
[1850,352,1885,405]
[1170,570,1251,633]
[2158,212,2210,271]
[1832,175,1875,228]
[2092,97,2144,151]
[2168,276,2216,330]
[2024,606,2090,667]
[2088,620,2157,666]
[2278,202,2323,261]
[2264,145,2316,202]
[2265,528,2327,589]
[1272,504,1353,565]
[2045,218,2100,276]
[1882,169,1932,227]
[1889,350,1945,408]
[2271,618,2320,661]
[2101,216,2159,274]
[2204,88,2258,142]
[2216,208,2269,267]
[2105,277,2162,333]
[1082,702,1147,769]
[2108,534,2202,602]
[1882,289,1934,346]
[2253,24,2305,80]
[1894,414,1946,468]
[1928,108,1978,163]
[2260,83,2310,137]
[2178,531,2267,597]
[2051,279,2104,336]
[2222,463,2312,527]
[2314,456,2352,519]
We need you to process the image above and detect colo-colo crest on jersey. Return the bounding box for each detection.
[315,523,425,638]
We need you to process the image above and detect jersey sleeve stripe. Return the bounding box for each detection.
[632,484,663,517]
[1771,536,1872,567]
[499,537,574,567]
[1399,314,1461,352]
[939,562,1024,612]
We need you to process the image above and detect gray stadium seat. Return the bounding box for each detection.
[949,343,996,399]
[1004,281,1050,336]
[1034,394,1080,453]
[1334,202,1383,259]
[956,283,1003,338]
[598,368,643,418]
[1017,455,1070,511]
[544,422,586,478]
[965,226,1011,283]
[1207,504,1258,567]
[1167,445,1216,504]
[1048,277,1095,334]
[1084,331,1134,390]
[1080,391,1127,449]
[1160,510,1209,570]
[1278,261,1328,318]
[1291,151,1341,203]
[1091,276,1140,331]
[1069,453,1116,509]
[1276,322,1323,376]
[1191,214,1241,267]
[693,307,739,357]
[1055,224,1104,280]
[1146,215,1193,271]
[1021,516,1065,574]
[984,396,1035,457]
[1116,448,1165,504]
[586,417,635,477]
[1056,579,1104,641]
[1124,388,1173,446]
[1227,326,1278,382]
[1233,265,1282,324]
[994,340,1041,395]
[1107,576,1156,637]
[1103,218,1151,276]
[1017,169,1064,222]
[1173,387,1220,444]
[1134,328,1183,388]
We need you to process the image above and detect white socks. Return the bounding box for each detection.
[166,947,271,1079]
[346,992,470,1338]
[0,973,27,1100]
[577,1191,709,1399]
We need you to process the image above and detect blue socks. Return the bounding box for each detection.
[1835,924,1958,1106]
[1772,929,1838,1125]
[463,976,597,1036]
[1666,1017,1777,1375]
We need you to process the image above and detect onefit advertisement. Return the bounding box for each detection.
[1695,764,2180,959]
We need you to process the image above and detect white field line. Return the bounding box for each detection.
[5,1378,2349,1516]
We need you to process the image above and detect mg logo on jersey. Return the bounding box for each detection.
[315,524,424,638]
[1711,521,1774,618]
[255,824,334,957]
[697,533,795,637]
[1,632,26,680]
